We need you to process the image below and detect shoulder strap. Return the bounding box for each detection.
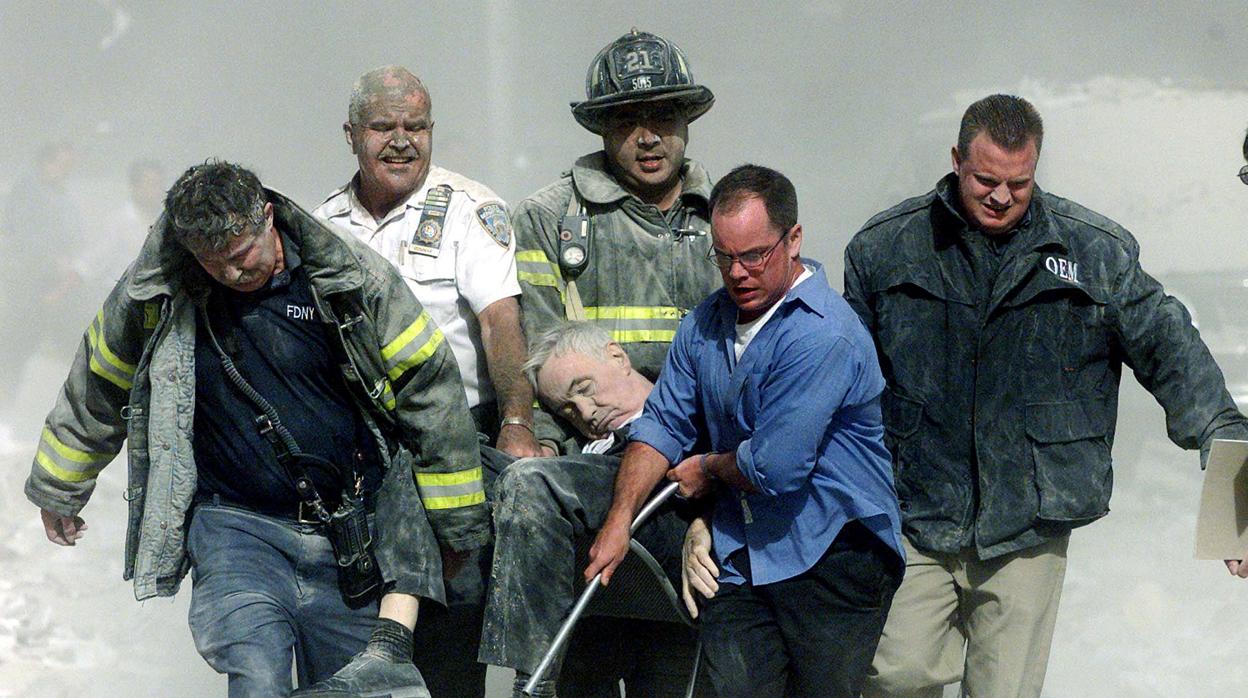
[559,188,590,321]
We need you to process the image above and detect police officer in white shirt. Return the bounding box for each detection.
[311,65,539,698]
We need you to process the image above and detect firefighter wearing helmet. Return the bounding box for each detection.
[481,29,719,698]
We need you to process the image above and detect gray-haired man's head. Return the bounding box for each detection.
[525,322,653,439]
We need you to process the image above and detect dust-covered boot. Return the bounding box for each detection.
[511,671,557,698]
[292,619,430,698]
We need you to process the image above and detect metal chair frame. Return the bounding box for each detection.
[524,482,701,697]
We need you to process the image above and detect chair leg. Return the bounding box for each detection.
[685,638,702,698]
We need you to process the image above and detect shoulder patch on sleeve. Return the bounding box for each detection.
[475,202,512,248]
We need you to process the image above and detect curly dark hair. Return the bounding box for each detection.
[164,159,266,252]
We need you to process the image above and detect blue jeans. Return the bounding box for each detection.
[187,503,379,697]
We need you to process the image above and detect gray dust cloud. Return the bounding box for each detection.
[1,1,1246,696]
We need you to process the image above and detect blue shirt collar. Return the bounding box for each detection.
[718,257,831,325]
[784,258,830,319]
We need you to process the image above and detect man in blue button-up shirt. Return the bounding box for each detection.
[585,164,905,697]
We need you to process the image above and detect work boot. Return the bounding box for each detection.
[293,619,430,698]
[512,671,557,698]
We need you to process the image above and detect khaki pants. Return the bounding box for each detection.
[863,534,1069,698]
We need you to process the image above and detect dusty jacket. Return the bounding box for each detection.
[25,190,487,601]
[844,174,1248,559]
[513,152,721,381]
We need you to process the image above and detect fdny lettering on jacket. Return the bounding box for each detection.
[286,304,317,321]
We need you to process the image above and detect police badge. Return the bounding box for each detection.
[476,202,512,248]
[408,185,453,257]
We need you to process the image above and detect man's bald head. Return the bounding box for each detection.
[348,65,431,126]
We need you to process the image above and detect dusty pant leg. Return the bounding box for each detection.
[411,445,514,697]
[863,537,965,698]
[698,577,789,698]
[477,454,622,674]
[187,505,300,698]
[958,535,1069,698]
[288,523,379,688]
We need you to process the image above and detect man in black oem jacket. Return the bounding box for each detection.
[846,94,1248,698]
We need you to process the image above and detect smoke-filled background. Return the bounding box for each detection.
[2,1,1246,696]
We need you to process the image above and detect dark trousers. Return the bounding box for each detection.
[478,454,701,696]
[559,617,706,698]
[700,520,903,698]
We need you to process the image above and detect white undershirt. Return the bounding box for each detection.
[734,266,814,361]
[582,411,644,455]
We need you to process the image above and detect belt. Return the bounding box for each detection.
[193,493,338,525]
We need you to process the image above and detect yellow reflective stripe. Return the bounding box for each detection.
[518,271,560,288]
[423,491,487,510]
[611,329,678,343]
[387,329,444,381]
[42,428,112,464]
[89,354,133,391]
[382,312,433,362]
[380,379,397,411]
[36,451,102,483]
[89,311,136,375]
[584,306,682,320]
[515,250,552,264]
[86,313,135,390]
[36,428,111,483]
[415,467,483,487]
[381,312,445,381]
[416,467,486,510]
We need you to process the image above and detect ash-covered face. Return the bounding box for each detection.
[345,88,433,217]
[601,102,689,208]
[535,343,641,440]
[187,203,283,293]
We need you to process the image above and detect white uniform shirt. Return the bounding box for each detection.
[314,165,521,409]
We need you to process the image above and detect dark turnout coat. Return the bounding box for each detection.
[844,174,1248,560]
[25,190,487,601]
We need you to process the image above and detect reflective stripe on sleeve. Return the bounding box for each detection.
[414,467,486,510]
[87,311,135,391]
[36,428,113,483]
[583,306,683,344]
[516,249,564,290]
[381,312,445,381]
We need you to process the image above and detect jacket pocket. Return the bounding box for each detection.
[883,392,924,512]
[883,391,923,440]
[1025,399,1113,524]
[401,245,456,284]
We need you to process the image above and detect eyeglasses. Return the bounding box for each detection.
[706,231,789,270]
[1238,164,1248,186]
